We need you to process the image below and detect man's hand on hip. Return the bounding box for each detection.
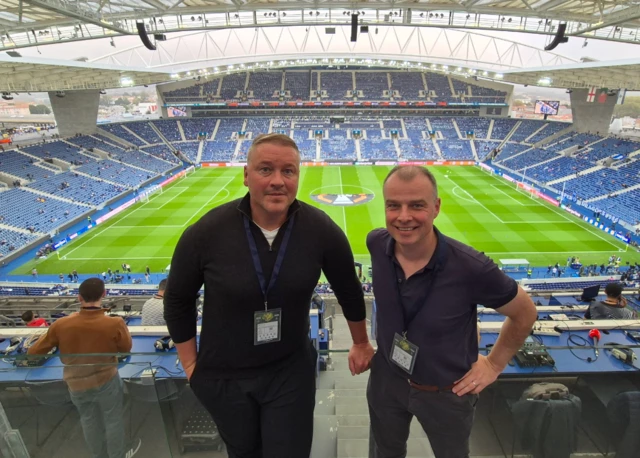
[348,342,375,376]
[452,354,501,396]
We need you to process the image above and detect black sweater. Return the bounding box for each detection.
[164,193,366,378]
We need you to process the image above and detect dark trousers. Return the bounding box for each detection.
[367,354,477,458]
[190,347,317,458]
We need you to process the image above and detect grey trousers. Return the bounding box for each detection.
[367,354,477,458]
[69,374,125,458]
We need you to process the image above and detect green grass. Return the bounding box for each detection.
[17,166,640,275]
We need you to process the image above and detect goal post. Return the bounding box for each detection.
[140,185,162,203]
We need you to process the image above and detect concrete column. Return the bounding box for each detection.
[48,90,100,137]
[570,88,616,134]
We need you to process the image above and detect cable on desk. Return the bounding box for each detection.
[556,321,598,363]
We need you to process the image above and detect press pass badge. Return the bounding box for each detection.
[390,332,418,374]
[254,308,282,345]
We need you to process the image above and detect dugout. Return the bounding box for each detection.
[499,259,530,273]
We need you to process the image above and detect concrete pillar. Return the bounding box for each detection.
[48,90,100,137]
[570,88,616,134]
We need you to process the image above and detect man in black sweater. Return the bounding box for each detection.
[164,133,373,458]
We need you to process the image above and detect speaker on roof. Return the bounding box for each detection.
[544,23,568,51]
[136,21,156,51]
[351,14,358,42]
[325,27,336,34]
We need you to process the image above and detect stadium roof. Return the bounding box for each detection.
[1,0,640,52]
[2,49,640,92]
[0,54,172,91]
[502,58,640,90]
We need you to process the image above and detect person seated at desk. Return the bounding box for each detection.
[141,278,167,326]
[585,282,637,320]
[21,310,48,327]
[27,278,140,458]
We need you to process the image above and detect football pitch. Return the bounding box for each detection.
[18,165,640,275]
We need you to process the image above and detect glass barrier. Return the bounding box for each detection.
[0,356,178,458]
[0,323,639,457]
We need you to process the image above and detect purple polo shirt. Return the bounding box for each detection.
[367,226,518,386]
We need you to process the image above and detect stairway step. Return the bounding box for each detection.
[315,389,336,415]
[337,404,369,416]
[311,414,338,458]
[337,415,369,427]
[334,389,366,398]
[338,424,427,440]
[337,438,434,458]
[334,379,369,390]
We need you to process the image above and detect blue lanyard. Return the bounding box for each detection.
[243,214,295,310]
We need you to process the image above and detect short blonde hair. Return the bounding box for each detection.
[247,133,300,163]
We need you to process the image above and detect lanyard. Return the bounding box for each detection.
[393,259,439,335]
[243,214,295,311]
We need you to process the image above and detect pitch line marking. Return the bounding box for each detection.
[337,166,348,235]
[182,177,234,227]
[490,184,537,207]
[59,190,162,258]
[485,171,626,252]
[446,176,505,223]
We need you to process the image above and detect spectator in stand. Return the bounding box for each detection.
[27,278,140,458]
[21,311,48,327]
[141,278,168,326]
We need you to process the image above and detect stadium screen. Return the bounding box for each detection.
[167,106,188,117]
[534,100,560,115]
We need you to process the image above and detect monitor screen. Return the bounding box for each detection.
[534,100,560,115]
[580,284,601,302]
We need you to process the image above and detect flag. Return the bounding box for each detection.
[616,89,626,105]
[586,86,596,102]
[597,88,608,103]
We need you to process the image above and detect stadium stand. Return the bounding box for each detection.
[153,120,182,142]
[26,171,126,205]
[200,117,244,162]
[99,124,147,146]
[469,85,508,103]
[490,118,519,140]
[248,71,281,100]
[141,145,180,164]
[284,71,310,100]
[495,143,530,162]
[291,131,317,160]
[75,159,154,188]
[173,142,199,162]
[438,140,474,160]
[0,188,88,233]
[0,150,59,183]
[456,117,491,139]
[474,141,502,159]
[321,129,356,160]
[389,72,424,100]
[500,148,561,171]
[220,73,246,100]
[125,122,162,144]
[426,73,454,102]
[360,130,397,160]
[20,142,95,166]
[0,228,39,256]
[321,71,353,100]
[355,72,389,100]
[429,117,459,139]
[180,118,215,140]
[527,121,570,144]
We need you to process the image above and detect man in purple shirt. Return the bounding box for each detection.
[367,166,536,458]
